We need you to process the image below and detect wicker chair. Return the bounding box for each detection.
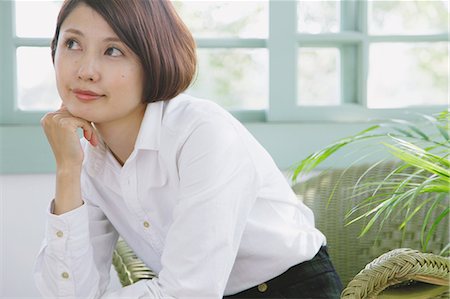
[292,162,449,298]
[340,248,449,298]
[112,162,450,298]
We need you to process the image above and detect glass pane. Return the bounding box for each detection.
[298,48,341,106]
[172,1,268,38]
[16,47,60,111]
[368,43,448,108]
[297,0,340,33]
[369,0,449,35]
[186,49,268,110]
[15,0,62,38]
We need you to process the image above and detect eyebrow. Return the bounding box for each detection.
[63,28,122,43]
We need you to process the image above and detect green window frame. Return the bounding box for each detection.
[269,1,447,122]
[1,0,448,124]
[0,1,448,174]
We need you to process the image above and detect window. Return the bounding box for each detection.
[0,0,448,125]
[0,0,448,174]
[0,0,269,124]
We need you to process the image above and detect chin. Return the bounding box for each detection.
[66,104,96,123]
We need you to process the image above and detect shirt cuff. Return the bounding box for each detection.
[45,199,90,259]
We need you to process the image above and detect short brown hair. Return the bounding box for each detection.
[51,0,197,103]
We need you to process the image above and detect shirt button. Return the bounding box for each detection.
[257,283,268,292]
[56,231,64,238]
[143,221,150,228]
[61,272,69,279]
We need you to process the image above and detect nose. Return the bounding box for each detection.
[77,54,100,82]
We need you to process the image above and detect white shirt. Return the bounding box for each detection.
[34,94,326,299]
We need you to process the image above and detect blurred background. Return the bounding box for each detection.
[0,0,448,297]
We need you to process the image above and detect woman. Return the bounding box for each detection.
[35,0,343,298]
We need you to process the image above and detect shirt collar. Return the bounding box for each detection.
[83,100,164,176]
[135,100,164,151]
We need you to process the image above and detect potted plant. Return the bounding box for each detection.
[292,111,449,255]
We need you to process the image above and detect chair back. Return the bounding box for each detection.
[292,162,450,286]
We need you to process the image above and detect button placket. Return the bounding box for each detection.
[121,171,149,227]
[120,166,163,255]
[120,173,139,214]
[120,164,140,213]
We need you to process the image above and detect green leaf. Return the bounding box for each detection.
[389,119,430,141]
[291,110,449,250]
[291,125,381,181]
[424,207,449,250]
[399,197,433,230]
[421,112,450,142]
[384,143,450,178]
[421,193,448,252]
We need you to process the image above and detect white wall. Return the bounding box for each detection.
[0,174,120,298]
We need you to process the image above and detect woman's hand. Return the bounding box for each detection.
[41,106,98,214]
[41,106,98,170]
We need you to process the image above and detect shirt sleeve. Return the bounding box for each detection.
[35,118,260,299]
[145,119,261,298]
[34,198,119,298]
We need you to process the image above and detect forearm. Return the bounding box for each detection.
[35,197,120,299]
[34,205,102,299]
[54,166,83,215]
[41,107,98,215]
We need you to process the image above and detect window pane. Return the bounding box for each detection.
[172,1,268,38]
[369,0,449,35]
[186,49,268,110]
[298,48,341,106]
[15,0,62,38]
[16,47,60,111]
[368,43,448,108]
[297,0,340,33]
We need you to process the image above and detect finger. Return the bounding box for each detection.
[52,112,98,147]
[79,122,98,147]
[58,104,69,114]
[60,117,96,145]
[89,130,99,146]
[83,129,92,141]
[82,128,98,147]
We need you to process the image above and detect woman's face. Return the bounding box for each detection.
[54,3,146,125]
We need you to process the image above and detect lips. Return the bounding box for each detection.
[72,88,105,101]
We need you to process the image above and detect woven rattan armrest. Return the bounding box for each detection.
[341,248,450,299]
[112,239,156,287]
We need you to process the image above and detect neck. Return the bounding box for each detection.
[95,105,146,166]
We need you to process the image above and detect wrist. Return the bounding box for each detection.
[56,163,82,175]
[54,166,83,215]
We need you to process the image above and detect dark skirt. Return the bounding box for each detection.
[223,246,343,299]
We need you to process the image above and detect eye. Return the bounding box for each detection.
[65,38,81,50]
[105,47,123,57]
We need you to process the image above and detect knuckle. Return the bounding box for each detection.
[40,112,54,126]
[58,118,70,128]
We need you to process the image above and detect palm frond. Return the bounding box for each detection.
[291,110,449,252]
[421,193,449,252]
[291,125,381,180]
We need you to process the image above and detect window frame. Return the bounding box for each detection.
[269,0,447,122]
[0,0,448,174]
[1,0,448,125]
[1,1,271,125]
